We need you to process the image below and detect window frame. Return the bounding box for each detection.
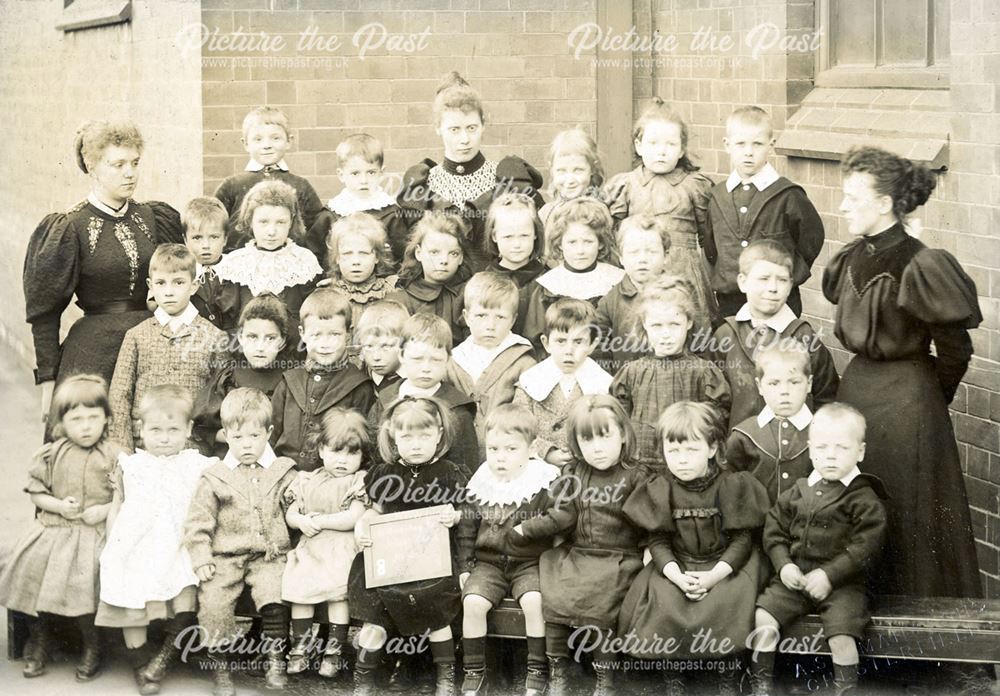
[815,0,949,90]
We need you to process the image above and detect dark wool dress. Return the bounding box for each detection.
[518,460,650,630]
[23,199,182,387]
[822,224,983,597]
[347,458,475,635]
[617,467,770,658]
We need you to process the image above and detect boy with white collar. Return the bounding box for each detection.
[513,298,613,468]
[704,106,825,317]
[711,240,838,430]
[214,106,330,258]
[109,244,227,450]
[184,388,298,695]
[182,196,239,331]
[725,343,816,503]
[326,133,408,267]
[750,403,887,696]
[447,272,536,456]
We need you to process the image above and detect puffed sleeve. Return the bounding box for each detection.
[717,471,770,531]
[622,475,676,533]
[23,213,79,384]
[344,469,370,509]
[901,249,982,401]
[602,171,633,221]
[495,156,545,208]
[282,471,308,510]
[25,441,58,495]
[396,159,437,225]
[144,201,184,244]
[821,241,861,305]
[899,248,983,327]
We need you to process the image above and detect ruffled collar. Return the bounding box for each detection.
[466,458,561,506]
[323,274,397,303]
[441,151,486,176]
[327,188,396,216]
[214,242,321,296]
[671,461,720,492]
[862,223,907,253]
[536,262,625,300]
[518,356,612,401]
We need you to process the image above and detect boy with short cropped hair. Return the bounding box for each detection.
[270,288,375,471]
[184,387,298,695]
[705,106,825,317]
[750,403,888,696]
[109,244,228,450]
[447,272,536,452]
[182,196,239,331]
[711,240,838,430]
[512,298,613,468]
[215,106,331,258]
[354,299,409,395]
[368,312,479,476]
[327,133,408,266]
[725,343,815,503]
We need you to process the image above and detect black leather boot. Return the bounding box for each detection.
[126,644,158,695]
[354,664,377,696]
[21,617,53,679]
[141,614,193,686]
[210,654,235,696]
[435,661,457,696]
[592,661,613,696]
[548,656,570,696]
[286,629,314,675]
[748,652,775,696]
[263,645,288,689]
[74,617,102,682]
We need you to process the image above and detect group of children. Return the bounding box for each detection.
[3,70,903,696]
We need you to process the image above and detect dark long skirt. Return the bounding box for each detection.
[838,355,981,597]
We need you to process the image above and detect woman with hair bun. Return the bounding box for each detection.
[823,146,982,597]
[397,71,545,272]
[24,121,183,423]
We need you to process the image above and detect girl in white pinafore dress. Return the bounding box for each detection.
[95,386,216,695]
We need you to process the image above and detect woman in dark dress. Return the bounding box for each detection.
[823,146,982,597]
[24,121,182,422]
[396,71,544,272]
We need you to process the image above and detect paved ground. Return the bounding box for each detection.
[0,351,996,696]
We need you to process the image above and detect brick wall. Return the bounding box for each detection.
[0,0,204,366]
[634,0,1000,596]
[200,0,600,202]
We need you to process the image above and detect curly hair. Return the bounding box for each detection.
[235,179,306,244]
[544,196,616,265]
[75,120,144,174]
[326,212,395,281]
[841,146,938,221]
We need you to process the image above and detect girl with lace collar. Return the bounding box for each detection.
[461,405,560,696]
[320,213,398,337]
[214,180,322,356]
[397,72,544,272]
[520,197,625,349]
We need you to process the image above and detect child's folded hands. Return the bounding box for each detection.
[779,563,806,591]
[802,569,832,601]
[196,564,216,582]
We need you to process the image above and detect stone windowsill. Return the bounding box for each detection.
[775,87,950,169]
[56,0,132,32]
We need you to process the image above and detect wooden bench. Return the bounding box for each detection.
[485,596,1000,665]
